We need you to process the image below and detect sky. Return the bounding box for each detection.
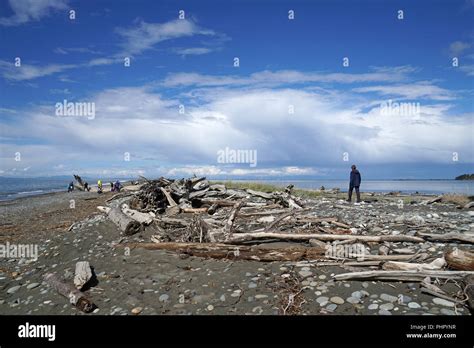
[0,0,473,180]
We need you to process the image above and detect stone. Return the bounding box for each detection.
[440,308,456,315]
[7,286,21,294]
[220,295,226,302]
[330,296,344,305]
[368,304,378,310]
[159,294,169,302]
[347,297,360,304]
[26,283,40,290]
[298,270,312,277]
[248,282,257,289]
[408,302,421,309]
[351,291,362,299]
[380,293,397,302]
[316,296,329,304]
[326,304,337,311]
[432,298,455,307]
[131,307,143,315]
[380,303,394,311]
[207,305,214,311]
[378,309,392,315]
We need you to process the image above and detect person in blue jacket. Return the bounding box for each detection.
[348,164,361,203]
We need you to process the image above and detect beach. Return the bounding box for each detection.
[1,183,473,316]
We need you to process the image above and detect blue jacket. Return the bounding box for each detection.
[350,170,361,187]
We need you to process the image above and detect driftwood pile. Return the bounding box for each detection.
[96,176,474,309]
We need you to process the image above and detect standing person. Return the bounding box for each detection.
[68,182,74,192]
[97,179,103,194]
[347,165,362,203]
[114,180,122,192]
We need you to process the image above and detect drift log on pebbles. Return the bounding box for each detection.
[106,207,144,235]
[115,242,326,262]
[445,248,474,271]
[43,273,95,313]
[333,270,474,282]
[416,232,474,244]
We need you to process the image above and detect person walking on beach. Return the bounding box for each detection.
[347,165,361,203]
[68,181,74,192]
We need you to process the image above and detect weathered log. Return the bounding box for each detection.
[382,257,446,271]
[445,248,474,271]
[121,204,153,225]
[116,242,326,262]
[107,207,144,235]
[463,275,474,311]
[73,261,92,290]
[426,196,443,204]
[182,207,208,214]
[333,270,474,282]
[245,189,273,199]
[226,232,425,244]
[43,273,95,313]
[417,231,474,244]
[160,187,177,206]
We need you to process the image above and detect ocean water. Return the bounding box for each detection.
[0,177,472,201]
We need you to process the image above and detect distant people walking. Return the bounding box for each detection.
[84,182,90,191]
[67,181,74,192]
[110,182,114,192]
[347,165,361,203]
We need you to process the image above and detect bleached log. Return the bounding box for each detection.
[445,248,474,271]
[333,270,474,282]
[245,189,273,199]
[107,207,144,235]
[121,204,153,225]
[426,196,443,204]
[160,187,177,206]
[382,257,446,271]
[74,261,92,290]
[417,231,474,244]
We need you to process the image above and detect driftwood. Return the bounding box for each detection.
[116,242,326,262]
[463,275,474,311]
[382,257,446,271]
[73,261,92,290]
[160,187,177,206]
[333,270,474,282]
[121,204,153,225]
[226,232,425,244]
[416,231,474,244]
[43,273,95,313]
[445,248,474,271]
[426,196,443,204]
[107,207,143,235]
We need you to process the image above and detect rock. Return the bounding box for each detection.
[248,282,257,289]
[351,291,362,299]
[362,282,369,289]
[255,294,268,299]
[207,305,214,311]
[131,307,143,315]
[316,296,329,305]
[432,298,455,307]
[298,270,312,277]
[220,295,226,302]
[368,303,378,310]
[318,275,327,280]
[408,302,421,309]
[440,308,456,315]
[380,293,397,302]
[7,286,21,294]
[159,294,169,302]
[399,295,412,304]
[330,296,344,305]
[380,303,394,311]
[347,297,360,304]
[326,304,337,311]
[378,309,392,315]
[26,283,40,290]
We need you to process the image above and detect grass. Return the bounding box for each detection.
[441,194,471,206]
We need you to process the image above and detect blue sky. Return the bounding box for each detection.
[0,0,473,179]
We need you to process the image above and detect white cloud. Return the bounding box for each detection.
[353,82,455,101]
[116,19,216,56]
[449,41,471,57]
[0,60,76,81]
[0,0,68,26]
[174,47,214,56]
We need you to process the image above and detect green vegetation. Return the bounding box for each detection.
[455,174,474,180]
[211,181,322,199]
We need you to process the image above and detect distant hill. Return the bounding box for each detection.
[455,174,474,180]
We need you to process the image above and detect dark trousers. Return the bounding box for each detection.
[348,185,360,202]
